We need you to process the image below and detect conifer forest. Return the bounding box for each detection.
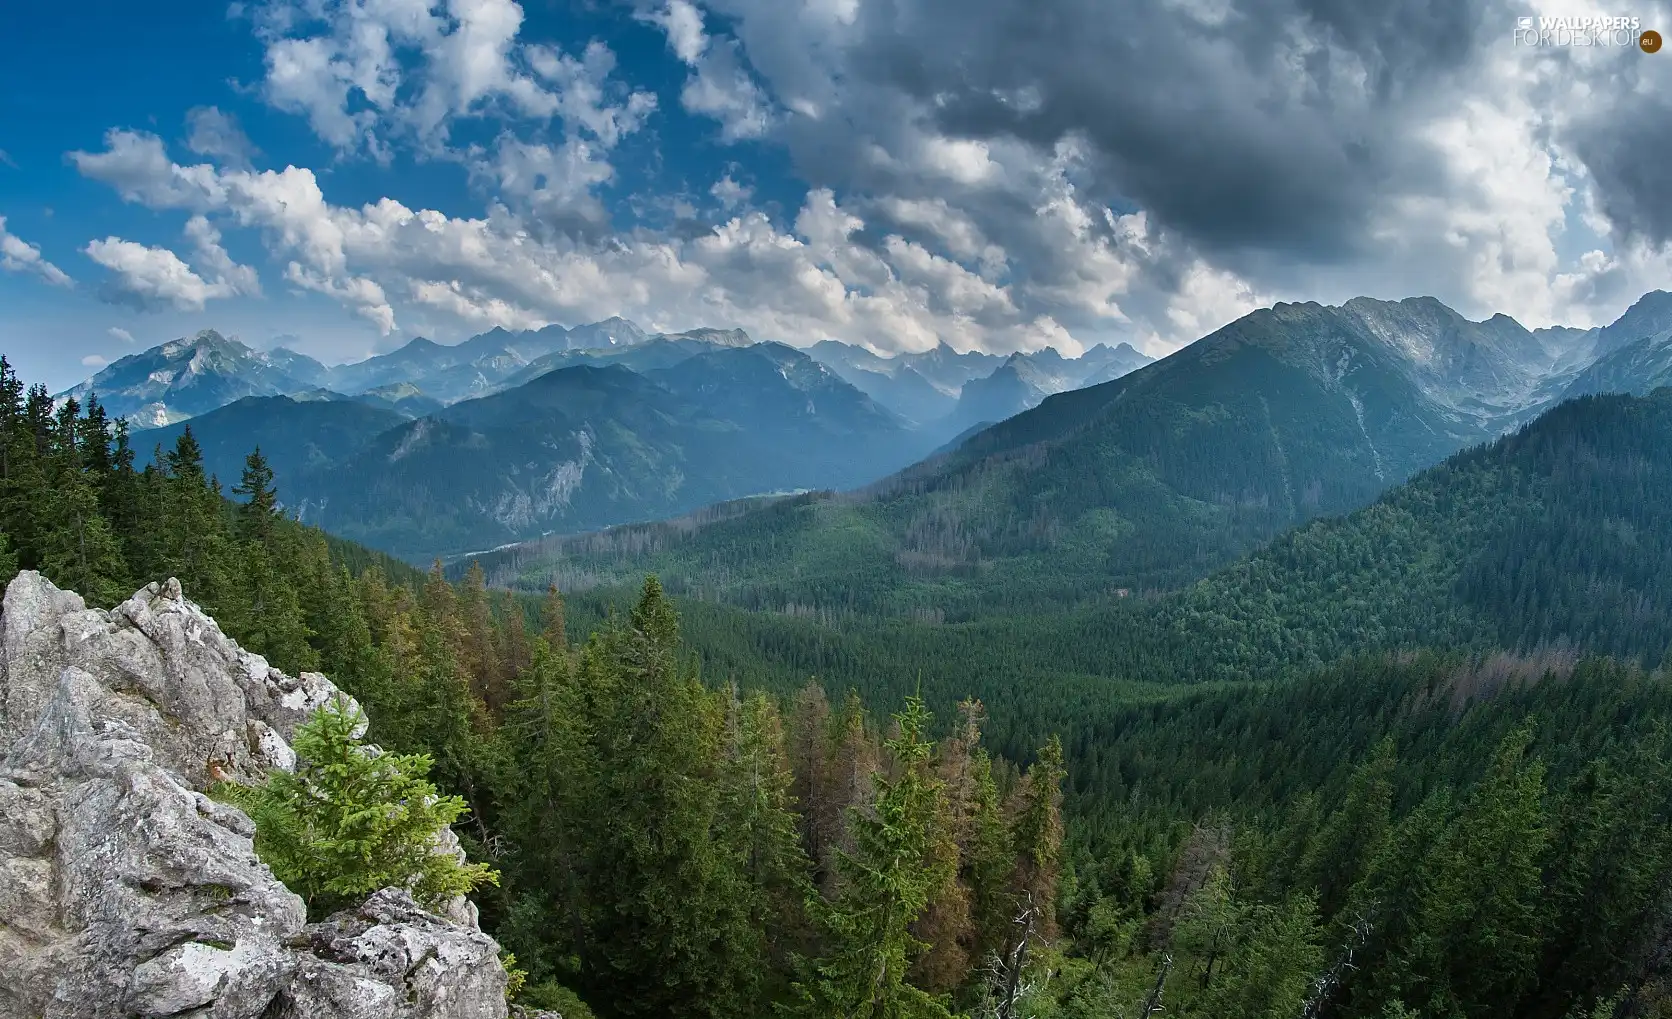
[6,353,1672,1019]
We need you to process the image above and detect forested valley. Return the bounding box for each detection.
[4,353,1672,1019]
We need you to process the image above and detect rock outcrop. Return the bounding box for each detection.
[0,571,522,1019]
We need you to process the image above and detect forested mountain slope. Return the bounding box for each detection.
[477,294,1641,615]
[277,355,933,560]
[139,394,407,491]
[516,387,1672,776]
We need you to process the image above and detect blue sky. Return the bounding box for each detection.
[2,0,1669,392]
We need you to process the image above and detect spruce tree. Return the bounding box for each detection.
[567,577,762,1019]
[717,687,816,994]
[784,695,956,1019]
[232,446,279,543]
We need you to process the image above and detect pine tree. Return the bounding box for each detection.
[232,446,279,543]
[1302,738,1396,921]
[784,694,956,1019]
[495,587,532,679]
[568,577,763,1019]
[1405,726,1550,1017]
[539,582,567,648]
[717,687,816,996]
[458,561,506,714]
[235,539,318,675]
[35,406,127,605]
[497,634,589,985]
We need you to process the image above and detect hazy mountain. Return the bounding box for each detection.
[323,325,575,400]
[274,357,917,559]
[158,339,931,560]
[137,395,407,490]
[809,338,1153,428]
[945,342,1156,431]
[806,339,1003,397]
[804,342,957,423]
[1562,291,1672,399]
[59,330,321,427]
[566,316,648,348]
[645,342,937,479]
[352,382,446,418]
[472,294,1636,616]
[499,329,761,392]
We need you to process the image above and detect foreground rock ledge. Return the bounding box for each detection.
[0,571,540,1019]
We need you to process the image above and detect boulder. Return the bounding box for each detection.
[0,571,518,1019]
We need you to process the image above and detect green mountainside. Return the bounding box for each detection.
[477,295,1634,615]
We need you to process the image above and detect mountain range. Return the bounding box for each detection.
[64,316,1160,560]
[139,340,942,560]
[71,290,1672,571]
[64,318,1148,433]
[472,291,1672,615]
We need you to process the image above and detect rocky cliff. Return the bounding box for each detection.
[0,571,531,1019]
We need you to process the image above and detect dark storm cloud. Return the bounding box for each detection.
[841,0,1486,265]
[1568,95,1672,249]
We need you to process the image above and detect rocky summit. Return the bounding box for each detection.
[0,571,538,1019]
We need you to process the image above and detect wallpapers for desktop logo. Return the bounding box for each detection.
[1514,14,1662,51]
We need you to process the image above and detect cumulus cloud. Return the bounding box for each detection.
[84,237,238,311]
[252,0,654,157]
[0,217,73,287]
[711,174,753,209]
[73,129,1136,351]
[681,0,1672,336]
[184,215,262,297]
[81,354,108,369]
[108,326,135,343]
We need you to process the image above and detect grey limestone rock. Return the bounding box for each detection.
[0,571,515,1019]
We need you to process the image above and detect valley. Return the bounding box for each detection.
[19,287,1672,1019]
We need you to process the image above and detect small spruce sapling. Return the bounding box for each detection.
[215,696,497,919]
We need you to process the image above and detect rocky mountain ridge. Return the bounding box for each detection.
[0,570,542,1019]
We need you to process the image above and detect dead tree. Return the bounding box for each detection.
[1138,953,1173,1017]
[1300,910,1374,1019]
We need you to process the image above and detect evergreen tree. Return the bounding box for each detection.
[784,695,956,1019]
[232,446,279,543]
[568,577,764,1019]
[215,698,496,919]
[717,687,816,994]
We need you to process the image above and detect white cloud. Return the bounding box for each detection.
[252,0,653,158]
[184,215,263,297]
[107,326,135,343]
[81,354,108,369]
[648,0,707,64]
[475,134,615,226]
[69,130,219,209]
[68,0,1672,366]
[0,217,73,287]
[711,174,752,209]
[644,1,773,141]
[83,237,238,311]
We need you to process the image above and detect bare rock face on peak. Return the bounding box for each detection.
[0,571,530,1019]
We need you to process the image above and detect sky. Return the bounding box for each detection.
[1,0,1669,391]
